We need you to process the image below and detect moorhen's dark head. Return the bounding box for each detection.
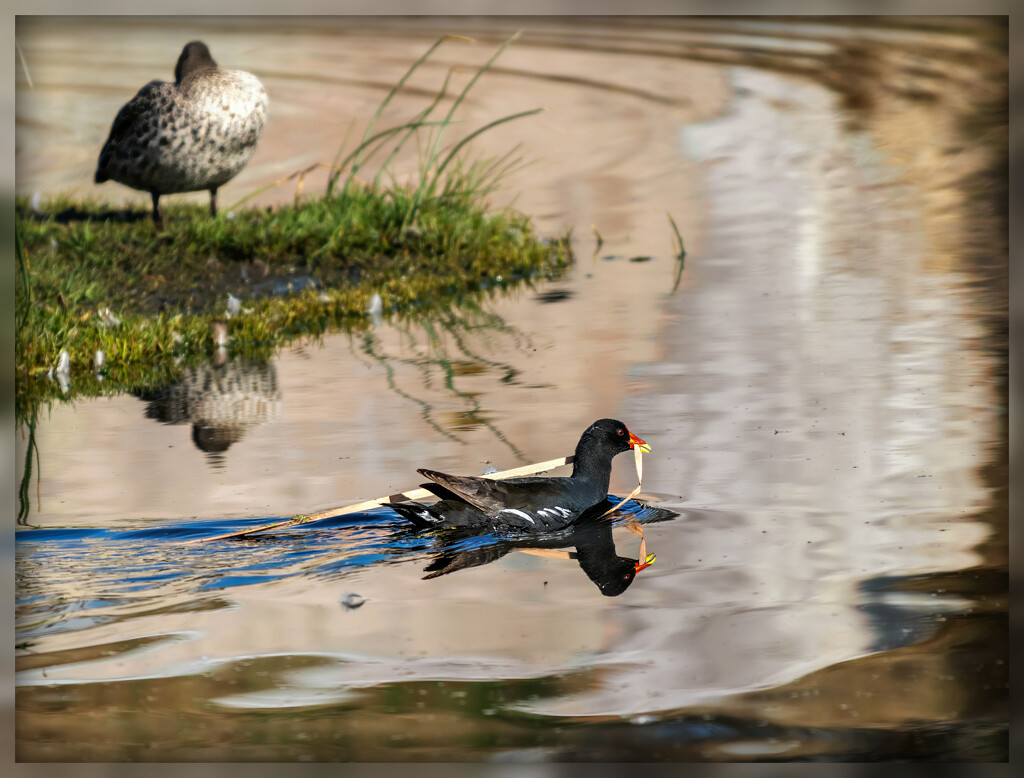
[576,418,651,460]
[175,41,218,84]
[572,515,656,596]
[589,557,652,597]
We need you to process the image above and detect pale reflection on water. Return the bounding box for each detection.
[136,354,281,465]
[15,16,1006,761]
[585,66,1000,718]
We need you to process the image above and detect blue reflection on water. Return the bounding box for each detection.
[15,498,670,642]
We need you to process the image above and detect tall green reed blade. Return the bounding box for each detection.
[438,145,527,206]
[430,109,541,191]
[326,118,357,195]
[15,223,33,306]
[402,31,524,232]
[330,36,445,197]
[333,35,469,199]
[371,68,455,190]
[334,120,456,196]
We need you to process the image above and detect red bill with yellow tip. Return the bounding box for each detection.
[635,553,656,573]
[627,429,651,453]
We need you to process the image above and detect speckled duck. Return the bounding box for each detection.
[95,41,267,227]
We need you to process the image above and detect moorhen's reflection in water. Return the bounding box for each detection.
[135,352,280,464]
[421,503,675,596]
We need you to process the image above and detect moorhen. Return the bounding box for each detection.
[385,418,650,531]
[95,41,268,228]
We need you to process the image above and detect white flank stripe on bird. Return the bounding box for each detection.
[500,508,535,524]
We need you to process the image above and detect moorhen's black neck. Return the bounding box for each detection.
[570,432,617,493]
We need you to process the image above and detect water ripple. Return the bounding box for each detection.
[16,499,671,644]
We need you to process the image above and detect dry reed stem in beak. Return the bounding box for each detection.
[600,442,645,518]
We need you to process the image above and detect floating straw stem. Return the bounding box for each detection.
[187,455,576,543]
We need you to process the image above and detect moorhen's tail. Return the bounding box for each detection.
[382,501,443,529]
[416,468,499,512]
[417,481,465,502]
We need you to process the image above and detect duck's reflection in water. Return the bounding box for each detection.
[420,503,675,596]
[136,353,280,464]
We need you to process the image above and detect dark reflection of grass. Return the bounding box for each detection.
[356,330,460,444]
[668,212,687,295]
[355,303,536,462]
[437,301,546,387]
[419,317,526,462]
[17,411,40,526]
[444,325,522,386]
[14,343,278,426]
[402,300,535,374]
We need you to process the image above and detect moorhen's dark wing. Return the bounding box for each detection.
[418,468,599,518]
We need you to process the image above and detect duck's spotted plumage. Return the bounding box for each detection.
[95,41,267,226]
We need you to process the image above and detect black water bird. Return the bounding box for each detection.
[385,419,651,531]
[95,41,268,228]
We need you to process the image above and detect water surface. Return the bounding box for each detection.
[14,16,1007,761]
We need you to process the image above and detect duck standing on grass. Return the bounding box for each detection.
[95,41,267,228]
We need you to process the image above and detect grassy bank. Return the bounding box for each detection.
[15,189,571,398]
[14,32,573,413]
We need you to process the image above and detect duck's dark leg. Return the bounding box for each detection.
[209,187,218,217]
[150,192,163,229]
